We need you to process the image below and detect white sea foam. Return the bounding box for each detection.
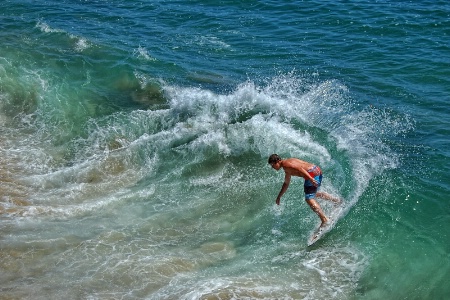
[149,243,368,299]
[134,46,157,61]
[194,35,232,51]
[36,21,92,52]
[73,36,91,52]
[36,20,65,33]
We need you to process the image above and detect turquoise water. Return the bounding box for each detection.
[1,1,449,299]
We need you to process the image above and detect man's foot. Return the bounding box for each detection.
[331,197,343,205]
[320,218,330,228]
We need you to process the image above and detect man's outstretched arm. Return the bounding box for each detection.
[276,173,291,205]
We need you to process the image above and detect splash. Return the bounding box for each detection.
[36,20,65,34]
[1,73,412,220]
[36,20,92,52]
[134,46,157,61]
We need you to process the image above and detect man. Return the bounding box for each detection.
[268,154,340,227]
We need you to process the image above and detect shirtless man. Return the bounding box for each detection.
[268,154,340,227]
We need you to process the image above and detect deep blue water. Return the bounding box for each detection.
[1,1,449,299]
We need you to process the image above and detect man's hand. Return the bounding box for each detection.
[276,197,281,205]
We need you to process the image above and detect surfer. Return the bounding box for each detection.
[268,154,341,227]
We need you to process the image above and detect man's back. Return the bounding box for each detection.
[281,158,314,179]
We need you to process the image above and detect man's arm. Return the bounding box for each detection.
[276,173,291,205]
[298,167,318,187]
[284,159,319,187]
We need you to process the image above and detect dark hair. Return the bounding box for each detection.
[268,154,281,164]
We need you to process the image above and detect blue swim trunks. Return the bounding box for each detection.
[304,165,323,200]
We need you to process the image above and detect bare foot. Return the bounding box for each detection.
[333,198,342,205]
[320,218,330,228]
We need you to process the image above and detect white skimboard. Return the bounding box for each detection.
[307,203,344,246]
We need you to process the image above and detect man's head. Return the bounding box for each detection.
[268,154,282,170]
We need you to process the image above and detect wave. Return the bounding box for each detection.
[1,73,413,222]
[35,20,92,52]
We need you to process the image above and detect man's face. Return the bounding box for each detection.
[270,161,281,171]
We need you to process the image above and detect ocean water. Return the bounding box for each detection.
[1,1,449,299]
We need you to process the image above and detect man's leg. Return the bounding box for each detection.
[316,192,341,204]
[306,198,329,226]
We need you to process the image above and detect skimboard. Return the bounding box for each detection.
[307,203,344,246]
